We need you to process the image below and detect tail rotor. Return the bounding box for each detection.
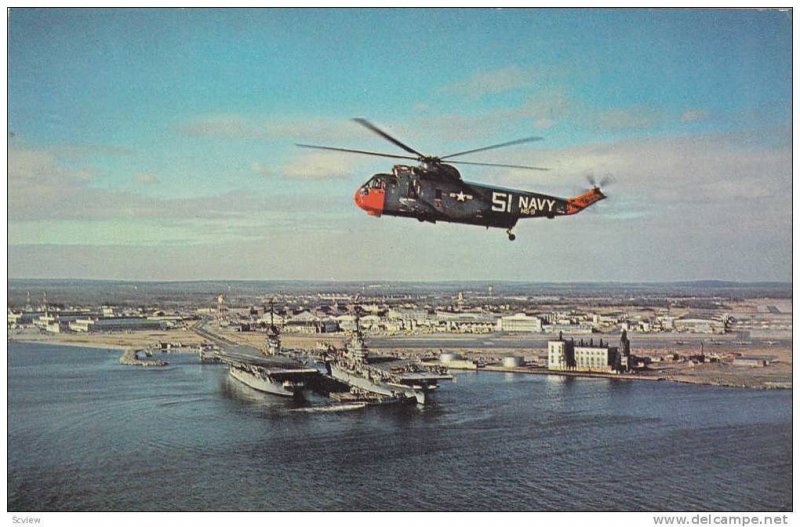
[585,172,616,192]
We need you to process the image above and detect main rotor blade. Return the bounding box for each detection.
[352,118,426,158]
[447,160,550,171]
[440,136,544,160]
[296,144,419,161]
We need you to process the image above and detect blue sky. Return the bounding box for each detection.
[8,8,792,281]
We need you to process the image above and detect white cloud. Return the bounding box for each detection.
[403,91,573,143]
[516,91,575,121]
[175,114,259,139]
[250,162,272,177]
[8,146,349,224]
[415,91,707,137]
[267,118,368,142]
[279,150,365,180]
[589,105,665,130]
[133,173,159,185]
[175,115,369,143]
[8,147,100,220]
[402,91,684,143]
[681,109,710,123]
[9,127,789,282]
[482,129,791,225]
[439,66,541,98]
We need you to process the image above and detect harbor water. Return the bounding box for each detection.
[7,342,792,511]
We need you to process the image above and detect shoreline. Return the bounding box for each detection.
[9,337,127,352]
[477,364,791,390]
[9,336,790,391]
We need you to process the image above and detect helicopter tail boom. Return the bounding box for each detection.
[566,187,605,215]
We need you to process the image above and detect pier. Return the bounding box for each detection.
[119,348,168,367]
[480,364,665,382]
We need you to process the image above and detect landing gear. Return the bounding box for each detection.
[506,229,516,241]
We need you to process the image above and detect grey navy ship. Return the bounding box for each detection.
[325,321,452,405]
[196,312,317,398]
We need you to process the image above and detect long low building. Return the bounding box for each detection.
[544,323,594,334]
[673,318,726,334]
[732,355,776,367]
[498,313,543,332]
[436,312,497,333]
[69,317,167,332]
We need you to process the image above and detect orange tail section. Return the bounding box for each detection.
[566,187,606,215]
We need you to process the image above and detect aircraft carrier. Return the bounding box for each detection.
[195,320,317,398]
[325,321,452,405]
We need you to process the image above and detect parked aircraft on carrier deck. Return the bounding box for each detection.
[299,118,609,240]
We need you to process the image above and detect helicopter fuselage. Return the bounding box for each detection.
[354,164,604,236]
[299,118,608,240]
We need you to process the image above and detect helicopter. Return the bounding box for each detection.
[298,118,607,241]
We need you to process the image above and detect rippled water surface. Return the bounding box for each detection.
[7,342,792,511]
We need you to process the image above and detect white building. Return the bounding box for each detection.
[547,333,631,373]
[674,318,726,334]
[548,339,571,370]
[436,312,497,333]
[68,317,165,332]
[283,311,339,334]
[545,323,593,334]
[386,308,432,330]
[573,344,614,372]
[498,313,543,332]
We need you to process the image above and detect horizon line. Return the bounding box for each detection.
[6,278,792,286]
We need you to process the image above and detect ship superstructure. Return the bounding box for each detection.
[326,319,452,405]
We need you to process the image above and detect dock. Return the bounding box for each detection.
[478,364,665,382]
[119,348,168,367]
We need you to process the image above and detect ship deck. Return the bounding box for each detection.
[195,323,316,374]
[224,347,315,371]
[365,356,452,381]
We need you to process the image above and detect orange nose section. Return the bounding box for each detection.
[354,187,385,216]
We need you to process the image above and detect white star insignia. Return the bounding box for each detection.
[450,191,473,202]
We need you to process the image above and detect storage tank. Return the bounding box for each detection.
[502,356,524,368]
[439,352,462,364]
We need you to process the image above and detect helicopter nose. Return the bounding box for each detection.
[354,186,385,217]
